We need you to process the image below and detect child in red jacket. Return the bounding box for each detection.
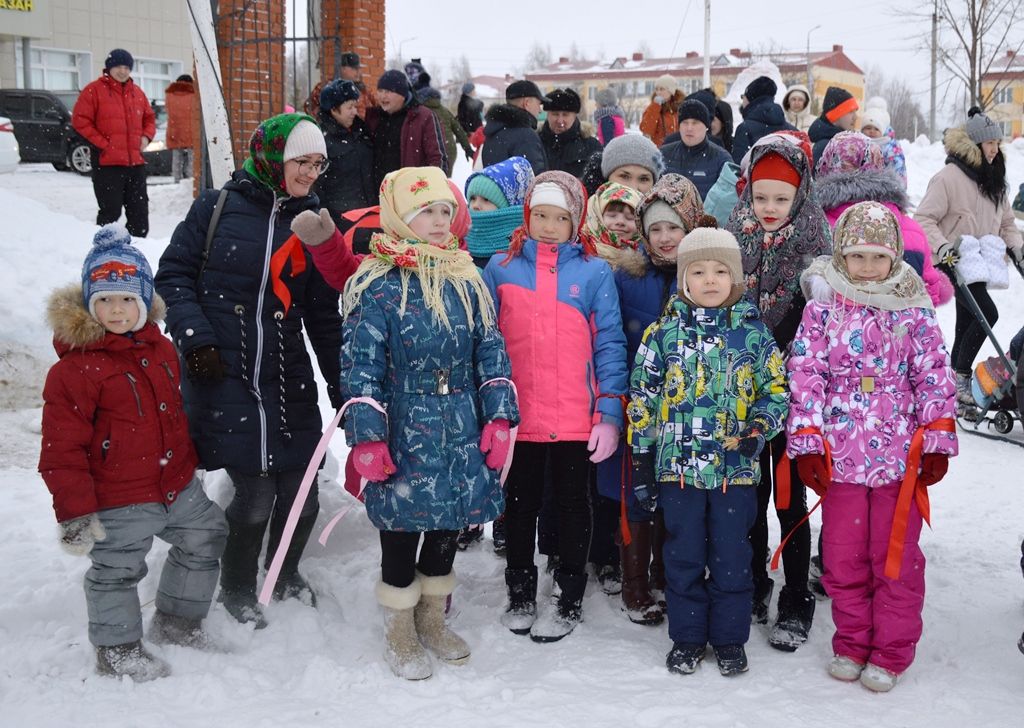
[38,225,227,682]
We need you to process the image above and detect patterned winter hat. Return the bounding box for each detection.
[465,156,535,209]
[81,224,154,331]
[584,182,646,245]
[816,131,885,178]
[600,134,664,180]
[242,112,321,196]
[676,227,746,307]
[833,200,903,262]
[965,106,1002,145]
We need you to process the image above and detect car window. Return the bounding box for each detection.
[0,94,31,120]
[32,96,61,119]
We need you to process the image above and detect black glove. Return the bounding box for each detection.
[726,426,765,459]
[185,345,226,384]
[631,450,659,513]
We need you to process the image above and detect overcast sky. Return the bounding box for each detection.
[383,0,950,118]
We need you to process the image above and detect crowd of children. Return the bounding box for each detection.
[47,91,1015,694]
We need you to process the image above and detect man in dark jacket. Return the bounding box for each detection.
[480,79,548,173]
[659,99,732,200]
[538,88,602,179]
[809,86,860,167]
[364,69,447,190]
[457,82,484,135]
[662,88,718,147]
[314,79,374,223]
[731,76,795,163]
[72,48,156,237]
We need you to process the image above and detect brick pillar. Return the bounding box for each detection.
[214,0,286,166]
[320,0,386,91]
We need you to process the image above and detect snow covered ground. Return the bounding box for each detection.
[1,144,1022,727]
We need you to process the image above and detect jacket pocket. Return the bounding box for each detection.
[124,373,144,417]
[585,361,596,418]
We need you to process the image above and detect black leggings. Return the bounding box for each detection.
[379,529,459,588]
[505,441,592,575]
[749,432,810,593]
[945,265,999,374]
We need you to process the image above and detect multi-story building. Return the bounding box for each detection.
[525,45,864,125]
[981,50,1024,139]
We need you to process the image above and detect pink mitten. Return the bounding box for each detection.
[352,441,396,482]
[479,418,511,470]
[587,422,620,463]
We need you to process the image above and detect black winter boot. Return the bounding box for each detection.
[752,576,774,625]
[666,642,706,675]
[768,585,815,651]
[713,644,749,676]
[530,568,587,643]
[265,511,319,607]
[501,566,538,635]
[219,518,269,629]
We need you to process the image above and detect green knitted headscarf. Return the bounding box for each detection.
[242,112,317,197]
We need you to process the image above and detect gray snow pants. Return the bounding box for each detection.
[85,476,228,646]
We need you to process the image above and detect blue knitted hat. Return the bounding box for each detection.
[81,224,153,331]
[105,48,134,71]
[320,79,360,112]
[465,156,535,209]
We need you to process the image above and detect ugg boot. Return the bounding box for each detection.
[147,609,219,651]
[530,568,587,643]
[769,585,816,651]
[377,579,432,680]
[95,640,171,682]
[501,566,538,635]
[620,521,664,626]
[218,518,269,629]
[649,511,667,607]
[265,511,319,607]
[414,571,470,664]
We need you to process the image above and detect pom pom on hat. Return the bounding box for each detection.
[965,106,1003,145]
[81,223,154,331]
[283,119,327,162]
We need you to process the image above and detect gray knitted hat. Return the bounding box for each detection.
[965,106,1002,145]
[600,134,664,180]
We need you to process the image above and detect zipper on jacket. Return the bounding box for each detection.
[161,361,175,384]
[124,372,143,417]
[253,198,282,474]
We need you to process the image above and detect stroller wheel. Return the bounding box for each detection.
[992,410,1014,434]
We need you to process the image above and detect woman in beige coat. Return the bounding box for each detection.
[915,107,1024,414]
[783,85,814,133]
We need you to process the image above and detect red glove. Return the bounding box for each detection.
[351,441,396,482]
[919,453,949,487]
[796,454,830,497]
[479,419,511,471]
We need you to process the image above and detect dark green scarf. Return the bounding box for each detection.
[242,112,317,197]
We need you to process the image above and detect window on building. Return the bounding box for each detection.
[1001,120,1012,137]
[133,59,184,102]
[588,86,596,100]
[644,81,654,95]
[14,47,91,91]
[992,86,1014,105]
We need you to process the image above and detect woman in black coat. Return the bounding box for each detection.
[314,79,375,225]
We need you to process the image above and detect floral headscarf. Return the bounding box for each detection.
[242,113,318,197]
[584,182,646,253]
[815,131,885,179]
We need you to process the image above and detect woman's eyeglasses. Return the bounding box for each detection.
[292,158,330,175]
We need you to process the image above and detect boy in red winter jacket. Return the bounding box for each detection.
[38,225,227,682]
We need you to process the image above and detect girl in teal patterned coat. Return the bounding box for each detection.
[628,227,789,677]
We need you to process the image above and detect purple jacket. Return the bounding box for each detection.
[786,292,958,487]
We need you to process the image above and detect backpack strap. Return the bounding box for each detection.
[196,187,230,284]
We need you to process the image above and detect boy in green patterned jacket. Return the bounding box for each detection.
[627,227,789,677]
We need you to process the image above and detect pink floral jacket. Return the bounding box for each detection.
[786,294,958,487]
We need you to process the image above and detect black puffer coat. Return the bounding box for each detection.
[539,119,602,179]
[731,95,795,163]
[155,170,342,476]
[314,112,374,215]
[480,103,548,173]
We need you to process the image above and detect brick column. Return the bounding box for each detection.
[320,0,386,91]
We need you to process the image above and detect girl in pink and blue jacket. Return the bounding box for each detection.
[786,201,958,693]
[483,170,628,644]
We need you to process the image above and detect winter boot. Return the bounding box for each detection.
[377,579,432,680]
[95,640,171,682]
[620,521,664,626]
[649,511,667,607]
[955,371,979,419]
[828,655,865,682]
[501,566,538,635]
[713,644,749,676]
[666,642,706,675]
[860,662,899,692]
[751,576,774,626]
[491,515,507,557]
[264,511,318,607]
[414,571,470,664]
[809,554,829,600]
[768,585,816,651]
[456,524,484,551]
[596,563,622,596]
[147,609,220,651]
[218,518,269,629]
[530,568,587,643]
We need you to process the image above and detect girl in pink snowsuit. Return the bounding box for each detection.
[785,201,958,692]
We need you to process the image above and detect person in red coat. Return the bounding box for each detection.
[164,74,197,183]
[72,49,156,237]
[39,225,228,682]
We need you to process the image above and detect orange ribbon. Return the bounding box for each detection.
[884,417,955,580]
[269,234,308,316]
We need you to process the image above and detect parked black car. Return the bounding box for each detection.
[0,89,172,176]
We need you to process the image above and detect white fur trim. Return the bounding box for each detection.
[416,570,456,597]
[376,579,422,610]
[87,291,148,333]
[529,182,570,212]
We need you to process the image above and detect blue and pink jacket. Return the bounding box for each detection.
[483,239,628,442]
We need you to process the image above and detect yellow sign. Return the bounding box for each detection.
[0,0,34,10]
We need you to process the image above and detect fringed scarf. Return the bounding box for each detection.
[584,182,646,259]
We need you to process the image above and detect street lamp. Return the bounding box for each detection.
[395,36,418,65]
[806,24,822,101]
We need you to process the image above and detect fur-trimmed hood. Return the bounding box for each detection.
[816,169,909,213]
[598,243,649,277]
[47,283,167,351]
[484,103,538,133]
[943,125,983,168]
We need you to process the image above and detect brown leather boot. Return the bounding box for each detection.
[649,510,667,608]
[620,520,664,625]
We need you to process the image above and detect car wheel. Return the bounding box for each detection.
[68,143,92,175]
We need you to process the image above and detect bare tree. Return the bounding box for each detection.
[635,41,654,59]
[445,55,474,108]
[863,65,930,140]
[523,42,553,72]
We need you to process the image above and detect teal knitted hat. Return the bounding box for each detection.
[466,174,509,209]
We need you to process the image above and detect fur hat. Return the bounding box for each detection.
[104,48,134,71]
[676,227,745,307]
[319,79,360,112]
[465,156,535,209]
[823,86,858,124]
[544,88,582,113]
[966,106,1002,145]
[377,69,411,97]
[677,99,711,128]
[596,87,618,107]
[744,76,777,103]
[860,107,890,133]
[81,224,153,332]
[833,200,903,261]
[600,134,664,180]
[816,131,885,178]
[283,119,327,162]
[655,75,678,95]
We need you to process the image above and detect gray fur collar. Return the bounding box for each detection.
[816,169,908,213]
